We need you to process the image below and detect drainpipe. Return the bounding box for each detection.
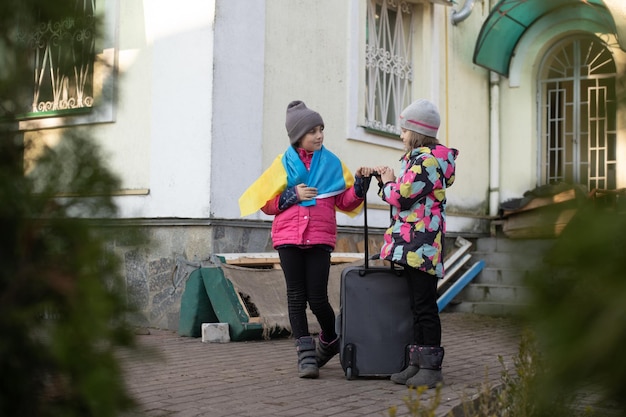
[489,71,501,217]
[451,0,475,25]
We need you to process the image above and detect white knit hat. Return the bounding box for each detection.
[399,99,440,137]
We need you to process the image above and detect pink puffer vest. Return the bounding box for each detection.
[271,196,339,249]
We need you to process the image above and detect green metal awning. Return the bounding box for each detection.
[473,0,626,76]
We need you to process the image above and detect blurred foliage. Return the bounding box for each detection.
[390,328,602,417]
[0,1,147,417]
[515,65,626,417]
[523,200,626,415]
[388,385,441,417]
[493,329,583,417]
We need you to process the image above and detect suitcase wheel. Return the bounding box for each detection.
[343,344,356,380]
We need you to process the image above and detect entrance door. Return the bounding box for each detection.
[538,36,617,190]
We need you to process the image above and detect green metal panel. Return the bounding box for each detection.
[200,266,264,342]
[178,268,219,337]
[473,0,616,76]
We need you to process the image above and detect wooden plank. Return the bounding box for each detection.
[331,255,364,263]
[437,260,485,312]
[225,257,280,266]
[438,236,473,289]
[501,188,577,216]
[443,236,472,268]
[502,207,577,239]
[438,253,472,289]
[218,252,364,268]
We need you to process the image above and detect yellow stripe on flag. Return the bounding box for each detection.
[238,155,287,217]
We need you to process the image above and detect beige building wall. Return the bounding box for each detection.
[21,0,626,329]
[253,0,493,233]
[23,0,493,232]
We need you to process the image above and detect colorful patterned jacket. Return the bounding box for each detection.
[379,144,458,278]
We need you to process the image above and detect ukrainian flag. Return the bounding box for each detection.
[239,146,360,217]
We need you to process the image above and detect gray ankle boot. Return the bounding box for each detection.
[295,336,319,378]
[406,346,444,389]
[316,332,340,368]
[390,345,419,384]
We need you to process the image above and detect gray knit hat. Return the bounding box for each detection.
[285,100,324,145]
[399,99,440,137]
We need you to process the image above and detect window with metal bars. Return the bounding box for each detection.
[538,36,617,191]
[365,0,414,136]
[15,1,96,120]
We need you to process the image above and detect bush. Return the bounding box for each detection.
[0,1,147,415]
[0,132,146,417]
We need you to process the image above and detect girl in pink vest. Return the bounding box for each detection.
[241,100,376,378]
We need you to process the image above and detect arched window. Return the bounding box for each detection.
[538,36,617,190]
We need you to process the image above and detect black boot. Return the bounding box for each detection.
[390,344,419,384]
[406,346,444,389]
[295,336,319,378]
[316,332,339,368]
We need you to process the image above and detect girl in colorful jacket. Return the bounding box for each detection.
[239,100,376,378]
[375,99,458,389]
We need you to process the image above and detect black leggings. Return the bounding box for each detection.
[406,267,442,346]
[278,246,336,340]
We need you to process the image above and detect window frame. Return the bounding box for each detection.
[347,0,405,150]
[364,0,414,137]
[18,0,119,131]
[537,35,618,190]
[347,0,441,150]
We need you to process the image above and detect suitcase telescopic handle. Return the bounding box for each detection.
[363,172,379,269]
[363,177,369,269]
[362,172,392,270]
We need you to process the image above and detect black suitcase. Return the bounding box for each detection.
[337,185,413,380]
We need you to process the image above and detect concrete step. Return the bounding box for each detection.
[444,301,525,316]
[473,237,555,255]
[473,267,528,286]
[442,236,554,317]
[470,249,547,271]
[459,283,529,304]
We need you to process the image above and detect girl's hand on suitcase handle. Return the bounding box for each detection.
[355,167,376,194]
[356,166,394,182]
[375,166,396,183]
[355,167,378,178]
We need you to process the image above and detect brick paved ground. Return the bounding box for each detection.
[119,312,521,417]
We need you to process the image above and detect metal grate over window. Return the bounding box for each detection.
[17,1,96,118]
[365,0,414,136]
[538,36,617,190]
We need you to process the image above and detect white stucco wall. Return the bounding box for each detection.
[44,0,605,233]
[210,1,266,220]
[440,3,491,216]
[228,0,494,232]
[75,0,494,232]
[22,0,626,232]
[27,0,505,232]
[108,0,216,218]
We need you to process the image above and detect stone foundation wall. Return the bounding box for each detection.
[113,219,387,331]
